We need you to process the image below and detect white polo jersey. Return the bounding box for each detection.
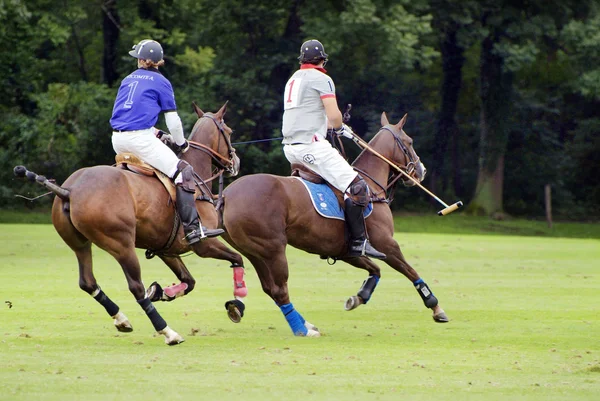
[282,65,336,145]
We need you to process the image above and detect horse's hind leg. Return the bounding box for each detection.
[245,252,319,337]
[52,205,132,332]
[341,257,382,311]
[75,244,133,332]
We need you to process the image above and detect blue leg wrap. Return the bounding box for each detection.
[357,275,380,304]
[279,303,308,336]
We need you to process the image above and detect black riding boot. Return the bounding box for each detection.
[176,186,224,245]
[344,198,386,259]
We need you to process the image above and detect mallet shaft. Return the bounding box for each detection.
[349,133,463,216]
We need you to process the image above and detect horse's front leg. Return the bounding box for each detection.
[340,257,381,311]
[116,249,183,345]
[146,255,195,302]
[191,237,247,323]
[380,241,448,322]
[367,213,449,323]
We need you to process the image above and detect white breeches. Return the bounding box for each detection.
[283,140,357,192]
[112,128,182,184]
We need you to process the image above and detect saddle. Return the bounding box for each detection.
[115,153,177,201]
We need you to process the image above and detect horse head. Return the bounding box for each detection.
[373,112,426,187]
[186,101,240,177]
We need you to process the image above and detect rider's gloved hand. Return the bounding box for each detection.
[333,124,355,139]
[156,130,174,146]
[173,140,190,154]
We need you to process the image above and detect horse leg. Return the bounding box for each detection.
[245,253,319,337]
[340,257,382,311]
[378,240,448,322]
[51,204,132,332]
[146,255,195,302]
[74,244,133,332]
[366,217,448,323]
[190,237,247,323]
[113,246,184,345]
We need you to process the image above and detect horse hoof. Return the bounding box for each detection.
[306,329,321,337]
[345,295,363,311]
[166,335,185,346]
[145,281,163,302]
[433,310,449,323]
[225,299,245,323]
[158,326,185,346]
[113,312,133,332]
[304,321,319,332]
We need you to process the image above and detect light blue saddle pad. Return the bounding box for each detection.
[293,177,373,221]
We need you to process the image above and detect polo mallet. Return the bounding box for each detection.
[346,127,463,216]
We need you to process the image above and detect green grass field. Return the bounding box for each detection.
[1,219,599,401]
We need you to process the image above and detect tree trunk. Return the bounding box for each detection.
[468,35,513,217]
[102,0,120,87]
[431,28,465,198]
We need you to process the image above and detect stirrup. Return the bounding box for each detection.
[185,227,225,244]
[183,230,202,245]
[200,226,225,238]
[349,239,386,260]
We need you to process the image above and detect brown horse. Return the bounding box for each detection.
[220,112,448,337]
[13,102,247,345]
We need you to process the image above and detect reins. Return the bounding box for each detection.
[188,113,237,173]
[148,113,237,258]
[350,126,418,203]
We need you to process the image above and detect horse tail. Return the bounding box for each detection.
[13,165,70,201]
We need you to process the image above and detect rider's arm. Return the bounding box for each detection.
[322,97,343,129]
[164,111,186,146]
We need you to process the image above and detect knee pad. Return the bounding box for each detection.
[175,160,195,193]
[345,176,370,206]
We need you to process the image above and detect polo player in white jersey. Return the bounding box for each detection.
[281,39,386,260]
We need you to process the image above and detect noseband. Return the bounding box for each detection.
[187,113,237,175]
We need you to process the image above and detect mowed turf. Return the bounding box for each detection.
[0,223,598,401]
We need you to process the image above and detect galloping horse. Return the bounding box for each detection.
[13,102,246,345]
[220,112,448,337]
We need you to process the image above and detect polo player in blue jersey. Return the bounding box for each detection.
[110,39,224,245]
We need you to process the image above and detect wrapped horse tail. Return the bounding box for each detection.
[13,165,70,201]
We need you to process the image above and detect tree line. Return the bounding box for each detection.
[1,0,599,220]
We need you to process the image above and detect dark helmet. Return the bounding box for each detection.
[128,39,164,63]
[298,39,328,65]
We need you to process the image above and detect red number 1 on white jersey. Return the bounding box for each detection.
[284,78,302,110]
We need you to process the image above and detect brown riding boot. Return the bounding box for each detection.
[344,198,386,260]
[176,186,224,245]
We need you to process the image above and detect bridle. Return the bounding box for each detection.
[352,125,421,203]
[187,113,238,179]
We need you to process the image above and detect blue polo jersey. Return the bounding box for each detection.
[110,68,177,131]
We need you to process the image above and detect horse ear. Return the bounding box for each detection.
[397,113,408,130]
[192,102,204,118]
[381,112,389,126]
[216,100,229,119]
